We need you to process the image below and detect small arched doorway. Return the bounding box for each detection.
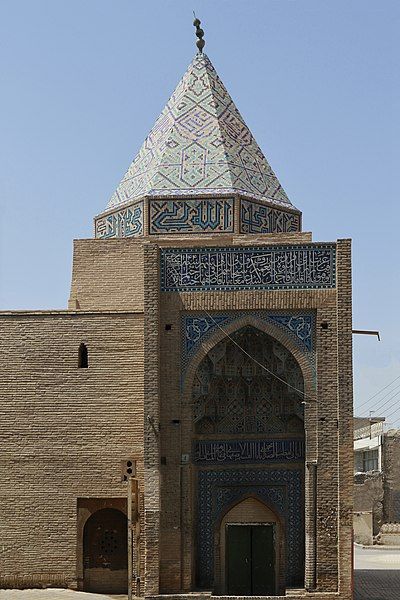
[83,508,127,594]
[218,497,282,595]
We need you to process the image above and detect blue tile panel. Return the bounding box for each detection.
[193,439,304,465]
[184,312,314,360]
[161,244,336,291]
[149,198,234,234]
[241,198,300,234]
[95,201,143,238]
[197,468,304,587]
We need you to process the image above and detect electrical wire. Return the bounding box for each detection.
[356,374,400,412]
[359,382,400,416]
[366,388,400,423]
[379,390,400,421]
[203,310,310,400]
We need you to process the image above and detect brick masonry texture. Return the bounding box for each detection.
[0,311,144,588]
[0,232,353,600]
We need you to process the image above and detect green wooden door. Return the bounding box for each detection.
[252,524,275,595]
[226,524,275,596]
[226,525,252,595]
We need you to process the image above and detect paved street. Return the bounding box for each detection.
[0,591,127,600]
[354,544,400,599]
[2,548,400,600]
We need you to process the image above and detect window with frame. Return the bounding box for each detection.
[362,448,379,472]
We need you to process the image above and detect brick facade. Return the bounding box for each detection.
[0,44,353,600]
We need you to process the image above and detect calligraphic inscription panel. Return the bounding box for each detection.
[197,468,303,587]
[241,198,300,234]
[95,202,143,239]
[150,198,233,234]
[161,244,336,291]
[193,439,304,465]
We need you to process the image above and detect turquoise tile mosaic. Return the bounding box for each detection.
[197,468,304,587]
[241,198,300,234]
[95,201,143,238]
[161,244,336,291]
[106,53,295,210]
[149,198,233,234]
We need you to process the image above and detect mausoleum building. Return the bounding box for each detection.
[0,31,354,600]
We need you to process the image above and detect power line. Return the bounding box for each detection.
[355,374,400,412]
[203,310,310,400]
[374,389,400,421]
[362,382,400,416]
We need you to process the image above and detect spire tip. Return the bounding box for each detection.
[193,14,205,53]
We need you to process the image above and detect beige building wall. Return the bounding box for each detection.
[0,232,353,600]
[0,311,144,589]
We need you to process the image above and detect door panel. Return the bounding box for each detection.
[252,525,275,595]
[226,524,275,596]
[226,525,251,595]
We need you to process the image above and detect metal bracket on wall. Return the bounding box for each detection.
[352,329,381,341]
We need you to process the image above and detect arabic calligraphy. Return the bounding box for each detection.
[241,198,300,234]
[161,245,336,291]
[150,198,233,234]
[95,202,143,238]
[193,439,304,464]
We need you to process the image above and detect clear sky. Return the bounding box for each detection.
[0,1,398,417]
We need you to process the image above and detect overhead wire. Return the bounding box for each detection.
[379,390,400,421]
[356,374,400,412]
[359,382,400,416]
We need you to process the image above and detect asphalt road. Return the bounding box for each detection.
[354,544,400,600]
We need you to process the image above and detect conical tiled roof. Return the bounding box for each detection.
[107,53,295,211]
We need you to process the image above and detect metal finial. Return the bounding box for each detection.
[193,13,205,53]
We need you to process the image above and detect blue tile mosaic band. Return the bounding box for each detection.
[193,439,304,465]
[150,198,234,234]
[197,468,304,587]
[241,198,300,234]
[161,244,336,292]
[95,201,143,238]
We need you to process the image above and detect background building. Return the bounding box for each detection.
[354,417,400,546]
[0,34,353,599]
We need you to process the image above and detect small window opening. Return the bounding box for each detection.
[165,324,172,331]
[78,343,88,368]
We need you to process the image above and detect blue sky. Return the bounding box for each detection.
[0,1,398,416]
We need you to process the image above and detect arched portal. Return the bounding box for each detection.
[218,497,282,596]
[83,508,127,594]
[192,326,305,594]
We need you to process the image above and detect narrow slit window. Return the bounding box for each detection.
[78,343,88,368]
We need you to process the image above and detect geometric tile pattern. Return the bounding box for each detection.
[183,311,315,358]
[106,53,296,211]
[182,311,316,389]
[241,198,300,234]
[149,198,233,234]
[196,468,304,587]
[161,245,336,292]
[95,201,143,238]
[193,439,305,465]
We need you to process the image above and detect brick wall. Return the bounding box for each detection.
[69,239,144,311]
[0,311,144,588]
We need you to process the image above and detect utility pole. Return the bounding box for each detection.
[122,459,137,600]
